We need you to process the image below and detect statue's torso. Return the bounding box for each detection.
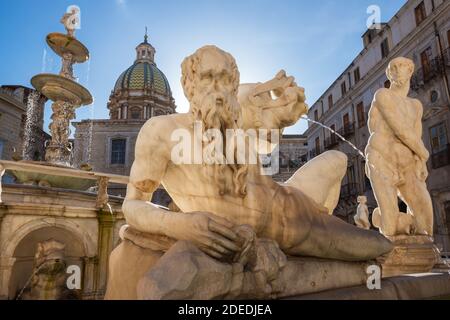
[156,114,278,231]
[367,90,419,168]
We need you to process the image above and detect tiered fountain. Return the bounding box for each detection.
[10,11,98,190]
[33,12,92,166]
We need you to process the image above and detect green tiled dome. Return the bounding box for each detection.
[114,61,171,95]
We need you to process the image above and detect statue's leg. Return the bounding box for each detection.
[397,170,433,236]
[265,185,393,261]
[105,240,163,300]
[369,169,400,236]
[287,212,393,261]
[285,151,347,214]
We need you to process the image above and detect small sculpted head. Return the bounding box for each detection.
[386,57,415,87]
[357,196,367,204]
[181,45,241,130]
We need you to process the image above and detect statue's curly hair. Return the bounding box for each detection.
[181,45,240,101]
[386,57,415,81]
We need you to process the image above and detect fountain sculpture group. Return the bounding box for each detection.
[105,47,444,300]
[4,10,97,191]
[0,9,447,300]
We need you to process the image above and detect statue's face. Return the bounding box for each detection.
[387,58,414,87]
[189,49,241,131]
[357,196,367,204]
[194,50,236,99]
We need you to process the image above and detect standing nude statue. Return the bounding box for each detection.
[366,57,433,237]
[354,196,371,230]
[106,46,392,299]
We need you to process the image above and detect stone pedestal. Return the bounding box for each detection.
[287,272,450,300]
[107,238,380,300]
[377,235,441,278]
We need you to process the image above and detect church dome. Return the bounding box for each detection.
[107,32,176,121]
[114,61,171,95]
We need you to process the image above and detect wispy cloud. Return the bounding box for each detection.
[116,0,126,6]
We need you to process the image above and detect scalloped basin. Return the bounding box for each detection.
[31,74,93,106]
[46,32,89,63]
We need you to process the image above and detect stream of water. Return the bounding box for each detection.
[22,91,40,161]
[301,116,366,159]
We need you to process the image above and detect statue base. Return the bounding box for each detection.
[106,235,381,300]
[377,235,441,278]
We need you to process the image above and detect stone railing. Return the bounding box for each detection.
[0,160,129,208]
[411,56,444,91]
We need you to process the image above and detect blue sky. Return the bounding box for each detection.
[0,0,406,134]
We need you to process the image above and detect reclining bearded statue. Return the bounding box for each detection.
[105,45,393,300]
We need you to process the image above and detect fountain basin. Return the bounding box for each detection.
[46,33,89,63]
[1,160,129,192]
[9,161,96,191]
[31,74,93,106]
[11,170,96,191]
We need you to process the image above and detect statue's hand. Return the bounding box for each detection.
[173,212,241,260]
[415,144,430,162]
[414,156,428,182]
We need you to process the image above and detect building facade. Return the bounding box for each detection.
[273,135,309,182]
[0,85,48,163]
[304,0,450,250]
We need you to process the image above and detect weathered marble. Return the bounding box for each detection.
[107,227,380,300]
[288,273,450,300]
[106,45,393,300]
[18,239,78,300]
[377,235,441,278]
[366,57,433,237]
[354,196,371,230]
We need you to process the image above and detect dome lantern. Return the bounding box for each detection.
[136,27,155,63]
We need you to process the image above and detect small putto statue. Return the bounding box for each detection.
[60,6,80,38]
[354,196,371,230]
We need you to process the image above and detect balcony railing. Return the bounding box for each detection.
[411,57,444,91]
[337,123,355,138]
[340,183,359,199]
[324,136,339,150]
[431,145,450,169]
[309,149,322,159]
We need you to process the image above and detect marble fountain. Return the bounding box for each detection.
[0,10,128,300]
[1,9,450,301]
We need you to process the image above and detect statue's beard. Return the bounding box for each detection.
[191,91,241,132]
[190,91,248,197]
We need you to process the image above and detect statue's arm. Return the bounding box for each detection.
[413,99,429,161]
[374,90,429,160]
[239,71,308,132]
[122,121,179,237]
